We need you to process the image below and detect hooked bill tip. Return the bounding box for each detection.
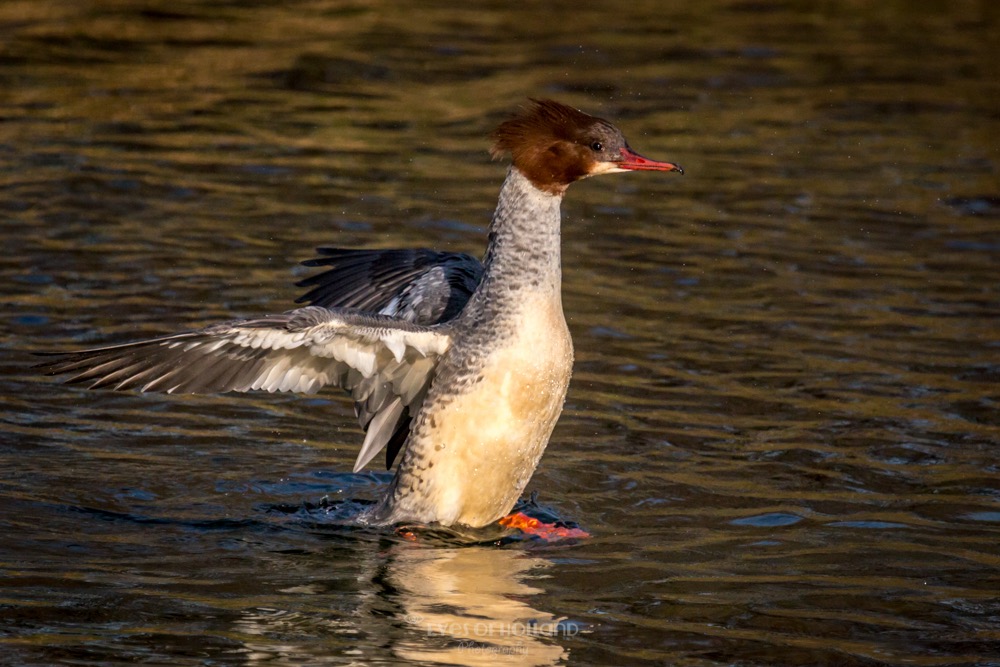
[618,147,683,174]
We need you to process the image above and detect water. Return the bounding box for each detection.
[2,1,999,665]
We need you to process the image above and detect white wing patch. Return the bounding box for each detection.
[38,306,453,472]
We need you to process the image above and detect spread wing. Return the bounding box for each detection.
[36,306,451,473]
[295,248,483,325]
[293,248,482,468]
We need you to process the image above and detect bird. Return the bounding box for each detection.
[37,99,683,532]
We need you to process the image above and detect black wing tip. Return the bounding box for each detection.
[32,350,79,373]
[301,246,367,262]
[313,246,347,255]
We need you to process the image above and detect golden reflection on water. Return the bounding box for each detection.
[223,541,567,666]
[390,546,567,666]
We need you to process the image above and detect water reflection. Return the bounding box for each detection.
[389,546,568,666]
[229,537,569,666]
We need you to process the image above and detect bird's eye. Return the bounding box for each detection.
[590,141,603,152]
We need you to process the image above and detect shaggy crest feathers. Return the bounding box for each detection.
[490,99,604,159]
[489,99,617,194]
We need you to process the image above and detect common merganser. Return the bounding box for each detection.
[38,99,683,530]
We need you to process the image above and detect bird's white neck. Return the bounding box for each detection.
[478,167,564,301]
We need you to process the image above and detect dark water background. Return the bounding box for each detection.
[2,1,999,665]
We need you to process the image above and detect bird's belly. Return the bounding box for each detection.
[390,297,573,527]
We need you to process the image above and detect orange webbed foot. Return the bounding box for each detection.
[499,511,590,541]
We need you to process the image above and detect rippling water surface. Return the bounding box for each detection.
[2,1,998,665]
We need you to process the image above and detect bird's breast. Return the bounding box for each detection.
[390,292,574,527]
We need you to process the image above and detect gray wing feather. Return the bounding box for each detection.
[355,396,404,472]
[37,306,451,472]
[293,248,482,469]
[295,248,483,325]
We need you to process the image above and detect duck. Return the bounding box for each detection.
[38,99,683,531]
